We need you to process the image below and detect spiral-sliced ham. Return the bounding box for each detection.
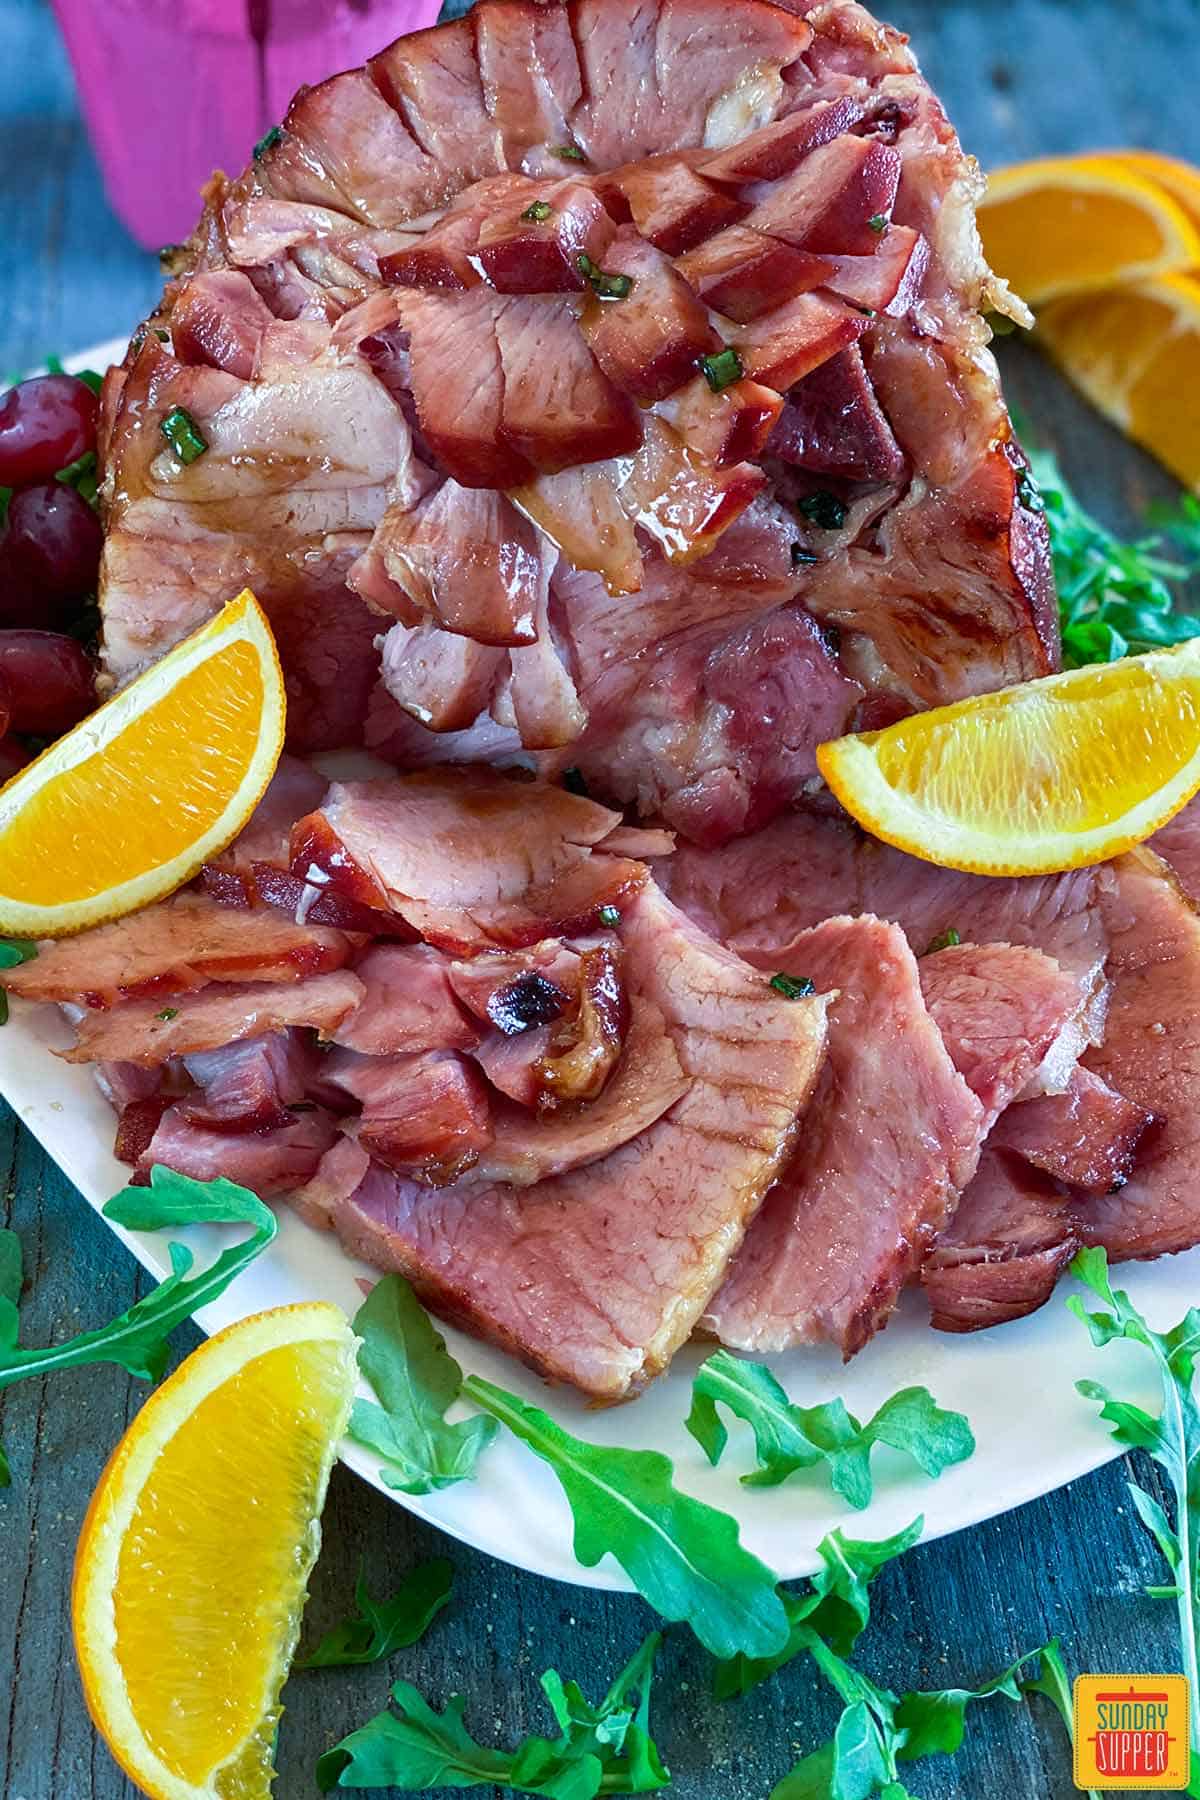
[102,0,1052,837]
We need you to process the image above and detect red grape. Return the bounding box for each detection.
[0,736,29,783]
[0,669,10,739]
[0,374,98,488]
[0,483,103,626]
[0,631,95,737]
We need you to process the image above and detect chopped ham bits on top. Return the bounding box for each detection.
[102,0,1053,842]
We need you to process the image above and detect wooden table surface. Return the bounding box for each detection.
[2,0,1198,1794]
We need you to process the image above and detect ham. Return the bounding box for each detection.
[289,770,647,951]
[4,892,350,1008]
[1076,852,1200,1260]
[319,882,829,1398]
[991,1065,1157,1196]
[136,1104,340,1195]
[109,0,1053,823]
[325,1048,494,1183]
[180,1031,314,1133]
[921,1148,1079,1334]
[334,944,480,1056]
[62,971,365,1067]
[709,915,982,1355]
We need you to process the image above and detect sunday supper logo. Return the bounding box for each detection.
[1074,1676,1190,1789]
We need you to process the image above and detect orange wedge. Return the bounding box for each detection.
[73,1303,357,1800]
[0,588,284,938]
[1037,271,1200,490]
[978,154,1200,305]
[1105,148,1200,241]
[817,641,1200,876]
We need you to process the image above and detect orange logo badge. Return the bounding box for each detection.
[1074,1676,1190,1789]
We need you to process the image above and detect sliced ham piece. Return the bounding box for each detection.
[921,1148,1078,1334]
[170,271,275,379]
[991,1065,1157,1196]
[290,770,646,951]
[180,1030,314,1133]
[62,971,365,1067]
[494,294,643,472]
[1076,851,1200,1260]
[333,945,480,1056]
[476,178,614,292]
[291,1135,372,1232]
[615,416,767,565]
[362,481,544,645]
[320,882,829,1398]
[1149,793,1200,904]
[607,154,748,255]
[376,619,508,734]
[767,346,905,483]
[741,134,901,254]
[325,1048,493,1183]
[658,375,784,469]
[917,942,1082,1124]
[699,97,866,183]
[676,228,833,325]
[579,228,721,407]
[511,464,644,597]
[136,1104,340,1195]
[735,291,866,391]
[709,914,982,1356]
[473,0,582,168]
[5,892,350,1008]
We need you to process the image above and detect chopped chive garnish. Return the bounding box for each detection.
[925,929,961,955]
[797,490,848,530]
[253,123,283,160]
[160,406,208,465]
[155,1007,179,1022]
[770,972,815,999]
[597,904,622,928]
[521,200,553,223]
[699,347,743,393]
[790,543,819,567]
[0,940,38,971]
[551,143,586,162]
[1016,467,1044,514]
[576,253,633,301]
[868,212,888,233]
[562,766,589,796]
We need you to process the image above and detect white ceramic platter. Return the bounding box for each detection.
[1,342,1180,1591]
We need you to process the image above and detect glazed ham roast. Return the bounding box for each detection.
[13,0,1194,1399]
[98,0,1053,845]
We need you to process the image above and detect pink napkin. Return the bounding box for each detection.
[51,0,444,250]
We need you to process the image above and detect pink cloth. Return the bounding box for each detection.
[52,0,443,250]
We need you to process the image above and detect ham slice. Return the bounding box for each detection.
[290,770,647,951]
[579,228,721,406]
[334,945,479,1056]
[211,756,329,876]
[326,1048,494,1183]
[991,1065,1157,1196]
[921,1148,1079,1334]
[1075,852,1200,1260]
[319,882,829,1399]
[607,154,747,255]
[1149,793,1200,903]
[136,1105,340,1196]
[917,943,1082,1123]
[62,971,364,1067]
[5,892,350,1008]
[291,1136,373,1232]
[180,1031,314,1133]
[709,914,982,1356]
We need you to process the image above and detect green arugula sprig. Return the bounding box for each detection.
[0,937,38,1026]
[1019,1638,1101,1800]
[1069,1246,1200,1779]
[0,1167,277,1485]
[317,1630,669,1796]
[300,1559,453,1670]
[464,1372,789,1662]
[1026,445,1200,666]
[347,1275,496,1494]
[685,1351,974,1507]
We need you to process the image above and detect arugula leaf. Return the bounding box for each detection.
[686,1352,973,1506]
[0,1167,276,1400]
[714,1519,924,1698]
[299,1558,453,1669]
[1026,446,1200,667]
[1018,1638,1101,1800]
[464,1373,789,1661]
[768,1633,1046,1800]
[1069,1246,1200,1773]
[317,1631,669,1795]
[347,1275,496,1494]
